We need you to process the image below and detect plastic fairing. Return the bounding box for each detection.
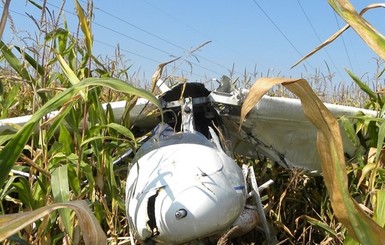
[125,128,247,244]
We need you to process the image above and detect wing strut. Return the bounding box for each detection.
[245,165,276,244]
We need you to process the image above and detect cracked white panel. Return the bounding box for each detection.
[219,95,377,172]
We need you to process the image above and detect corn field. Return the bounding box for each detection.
[0,0,385,244]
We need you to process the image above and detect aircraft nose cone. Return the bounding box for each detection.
[126,133,246,244]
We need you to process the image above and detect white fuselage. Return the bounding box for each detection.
[126,132,246,244]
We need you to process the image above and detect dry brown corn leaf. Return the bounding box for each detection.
[0,200,107,245]
[329,1,385,61]
[292,3,385,69]
[240,77,385,244]
[150,57,181,94]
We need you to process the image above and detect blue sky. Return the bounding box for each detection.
[4,0,385,86]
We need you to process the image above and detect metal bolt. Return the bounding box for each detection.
[175,209,187,219]
[184,106,191,113]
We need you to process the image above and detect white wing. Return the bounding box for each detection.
[0,98,157,135]
[212,92,377,172]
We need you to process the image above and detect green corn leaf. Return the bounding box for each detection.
[56,53,81,85]
[105,122,136,141]
[297,215,338,237]
[14,46,44,77]
[1,82,20,118]
[51,165,72,236]
[346,69,377,102]
[56,53,88,100]
[0,122,36,185]
[80,160,94,193]
[357,163,376,187]
[45,28,69,54]
[88,88,107,126]
[68,46,77,71]
[74,0,93,54]
[0,134,13,145]
[0,79,3,95]
[373,190,385,228]
[0,175,19,201]
[27,0,43,10]
[344,236,360,245]
[12,177,35,210]
[0,41,32,82]
[67,163,80,197]
[58,123,75,155]
[46,101,77,142]
[51,166,70,204]
[340,116,359,146]
[80,135,132,148]
[91,54,108,73]
[105,102,116,123]
[45,28,69,42]
[57,31,68,53]
[375,122,385,163]
[378,67,385,79]
[88,122,136,142]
